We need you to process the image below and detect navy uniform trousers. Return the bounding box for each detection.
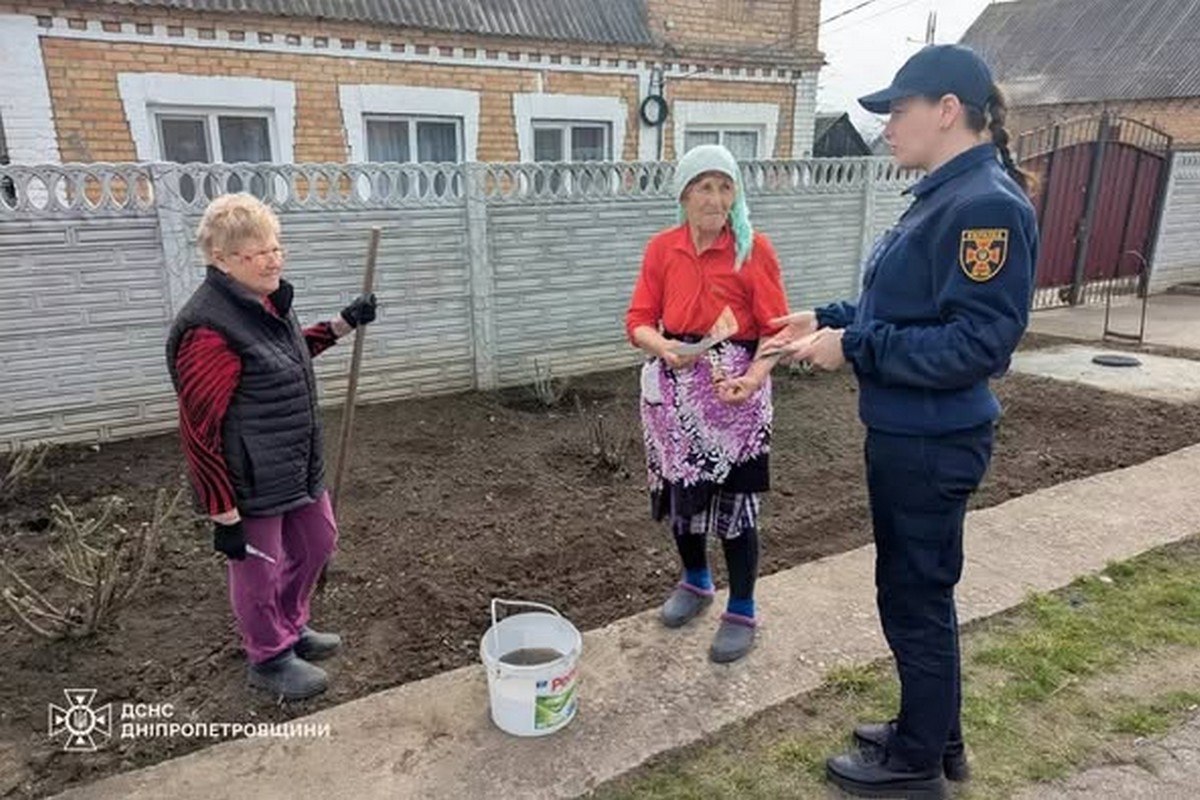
[865,421,995,770]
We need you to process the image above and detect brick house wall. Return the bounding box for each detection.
[646,0,821,58]
[0,0,825,166]
[1010,97,1200,150]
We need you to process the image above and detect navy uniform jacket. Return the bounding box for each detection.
[818,144,1039,436]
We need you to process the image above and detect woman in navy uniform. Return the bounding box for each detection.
[766,45,1039,798]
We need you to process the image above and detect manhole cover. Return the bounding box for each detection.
[1092,354,1142,368]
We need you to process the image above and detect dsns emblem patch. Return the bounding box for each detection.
[959,228,1009,282]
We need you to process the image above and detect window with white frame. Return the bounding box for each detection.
[153,109,275,163]
[683,127,763,161]
[364,115,462,163]
[513,94,626,164]
[339,85,480,164]
[673,101,779,163]
[119,74,295,163]
[532,121,611,162]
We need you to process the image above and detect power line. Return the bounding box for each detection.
[821,0,891,26]
[825,0,928,35]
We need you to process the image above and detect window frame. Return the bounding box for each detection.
[118,73,296,163]
[339,85,481,164]
[513,93,626,163]
[150,105,277,164]
[683,125,765,160]
[361,113,465,164]
[672,101,779,162]
[530,119,612,163]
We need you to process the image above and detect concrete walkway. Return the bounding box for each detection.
[1029,293,1200,351]
[54,445,1200,800]
[1016,714,1200,800]
[1011,345,1200,404]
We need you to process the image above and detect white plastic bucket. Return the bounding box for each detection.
[480,599,582,737]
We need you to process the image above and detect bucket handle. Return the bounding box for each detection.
[491,598,562,630]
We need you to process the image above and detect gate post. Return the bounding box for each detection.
[1141,148,1177,297]
[1034,124,1061,236]
[1069,112,1111,305]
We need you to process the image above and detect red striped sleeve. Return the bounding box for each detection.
[302,321,339,358]
[175,327,240,517]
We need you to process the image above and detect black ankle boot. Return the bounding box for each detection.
[826,748,946,799]
[294,625,343,662]
[247,649,328,700]
[853,719,969,782]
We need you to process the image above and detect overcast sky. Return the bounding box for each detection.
[817,0,1004,138]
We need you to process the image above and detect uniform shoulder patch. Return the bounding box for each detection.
[959,228,1009,282]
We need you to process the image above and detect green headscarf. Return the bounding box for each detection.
[673,144,754,270]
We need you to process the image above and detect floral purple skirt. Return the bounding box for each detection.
[640,338,772,538]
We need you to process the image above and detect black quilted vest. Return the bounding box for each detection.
[166,267,325,517]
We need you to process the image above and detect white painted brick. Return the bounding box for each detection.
[0,14,59,163]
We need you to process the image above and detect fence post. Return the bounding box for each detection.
[855,159,878,292]
[1142,149,1177,296]
[150,164,198,319]
[464,163,498,390]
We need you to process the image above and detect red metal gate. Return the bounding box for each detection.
[1017,114,1172,309]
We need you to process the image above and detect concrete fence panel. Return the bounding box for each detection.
[0,157,929,448]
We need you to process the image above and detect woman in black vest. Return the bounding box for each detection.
[166,193,377,700]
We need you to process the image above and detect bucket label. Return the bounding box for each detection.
[534,664,579,730]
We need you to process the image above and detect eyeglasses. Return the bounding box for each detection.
[233,246,286,263]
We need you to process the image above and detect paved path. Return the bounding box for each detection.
[1011,344,1200,404]
[53,445,1200,800]
[1016,714,1200,800]
[1028,293,1200,351]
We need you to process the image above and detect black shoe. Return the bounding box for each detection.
[853,720,970,782]
[294,625,343,662]
[248,649,328,700]
[826,749,946,799]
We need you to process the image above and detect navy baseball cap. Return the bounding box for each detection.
[858,44,995,114]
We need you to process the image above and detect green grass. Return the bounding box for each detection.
[595,538,1200,800]
[1110,691,1200,737]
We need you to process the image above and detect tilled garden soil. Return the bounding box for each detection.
[3,363,1200,798]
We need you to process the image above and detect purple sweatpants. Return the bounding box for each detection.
[227,491,338,664]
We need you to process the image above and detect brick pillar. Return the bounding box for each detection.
[791,70,820,160]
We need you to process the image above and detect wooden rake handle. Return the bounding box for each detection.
[332,225,382,510]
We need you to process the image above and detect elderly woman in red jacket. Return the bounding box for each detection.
[166,193,376,700]
[626,144,790,664]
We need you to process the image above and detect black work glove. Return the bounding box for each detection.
[340,293,378,329]
[213,520,247,561]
